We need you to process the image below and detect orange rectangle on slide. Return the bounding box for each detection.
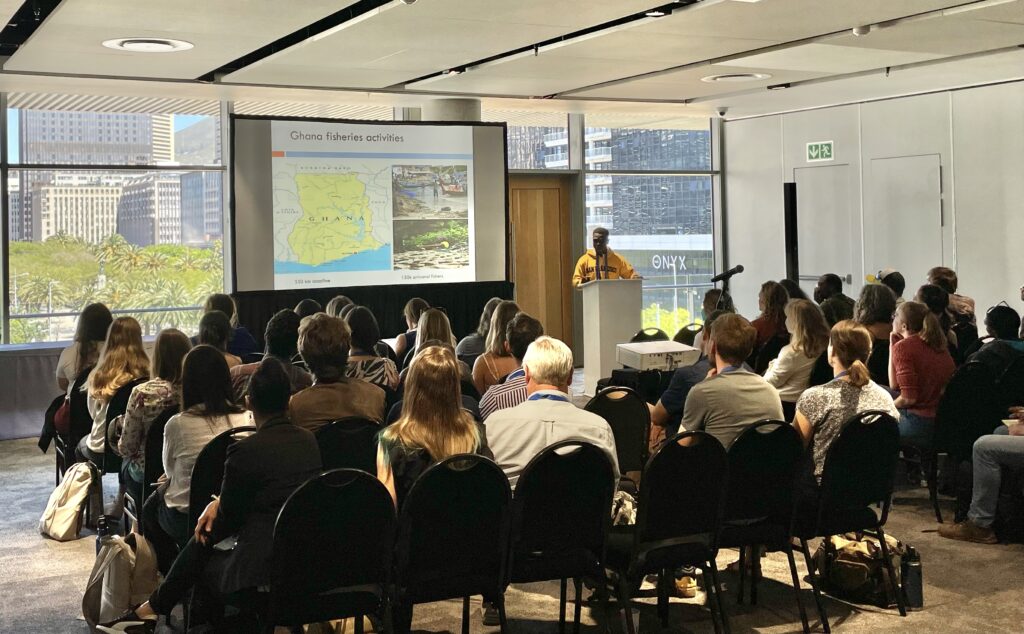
[271,150,285,157]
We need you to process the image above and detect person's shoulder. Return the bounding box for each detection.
[230,362,258,377]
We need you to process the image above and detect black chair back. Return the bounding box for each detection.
[315,417,380,473]
[105,377,149,426]
[143,406,178,490]
[632,431,728,571]
[951,320,979,364]
[935,361,1001,462]
[68,365,96,443]
[807,351,833,388]
[753,333,791,375]
[818,410,899,517]
[269,469,396,626]
[240,352,264,364]
[673,323,703,346]
[460,377,481,401]
[998,354,1024,412]
[584,386,650,474]
[188,425,256,528]
[724,421,804,525]
[631,327,669,343]
[511,440,615,583]
[395,454,511,605]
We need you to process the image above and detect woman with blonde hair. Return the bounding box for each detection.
[765,299,831,420]
[377,346,487,508]
[889,301,956,451]
[414,308,458,351]
[795,320,899,480]
[472,299,521,394]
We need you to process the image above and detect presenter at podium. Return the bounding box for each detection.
[572,227,638,287]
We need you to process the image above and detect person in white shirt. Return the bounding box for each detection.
[485,336,619,489]
[764,299,830,421]
[56,302,112,393]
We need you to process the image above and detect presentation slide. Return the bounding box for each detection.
[232,117,507,293]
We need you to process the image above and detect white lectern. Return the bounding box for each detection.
[578,278,643,395]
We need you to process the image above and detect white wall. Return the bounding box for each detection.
[723,81,1024,319]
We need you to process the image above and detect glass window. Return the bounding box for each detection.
[482,109,569,170]
[583,113,711,172]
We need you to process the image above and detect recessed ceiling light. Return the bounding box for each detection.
[700,72,772,83]
[442,68,464,76]
[645,9,668,17]
[102,38,193,53]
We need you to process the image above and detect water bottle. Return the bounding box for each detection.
[901,546,923,610]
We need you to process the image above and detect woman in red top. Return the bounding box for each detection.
[751,281,790,350]
[889,301,956,450]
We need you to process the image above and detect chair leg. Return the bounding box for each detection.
[573,577,583,634]
[799,539,831,634]
[657,569,670,627]
[708,559,732,634]
[497,594,509,634]
[751,545,761,606]
[616,575,636,634]
[704,567,723,634]
[875,527,907,617]
[462,596,470,634]
[785,545,811,634]
[355,613,365,634]
[559,578,567,634]
[930,452,943,523]
[737,546,747,604]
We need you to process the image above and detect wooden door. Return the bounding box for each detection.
[509,175,573,347]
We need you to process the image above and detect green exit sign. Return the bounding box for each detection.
[807,141,834,162]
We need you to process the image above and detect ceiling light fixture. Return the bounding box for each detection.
[767,82,791,90]
[851,25,871,36]
[102,38,193,53]
[701,72,771,83]
[442,68,464,75]
[645,9,668,17]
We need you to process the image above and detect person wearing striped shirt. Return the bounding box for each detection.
[479,312,544,420]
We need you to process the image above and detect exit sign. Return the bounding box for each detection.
[807,141,834,162]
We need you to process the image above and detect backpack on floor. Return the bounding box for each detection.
[82,532,160,630]
[39,461,102,541]
[813,532,907,608]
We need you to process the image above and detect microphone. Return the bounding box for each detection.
[710,264,744,283]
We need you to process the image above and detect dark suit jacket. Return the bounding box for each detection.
[210,414,322,593]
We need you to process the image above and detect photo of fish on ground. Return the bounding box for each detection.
[392,165,469,220]
[392,219,470,270]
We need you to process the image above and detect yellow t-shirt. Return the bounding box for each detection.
[572,248,637,287]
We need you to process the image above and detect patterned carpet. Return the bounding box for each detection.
[3,436,1024,633]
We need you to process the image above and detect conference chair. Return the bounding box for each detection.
[720,421,809,633]
[630,327,669,343]
[509,440,616,633]
[240,352,264,364]
[673,323,703,346]
[584,386,650,483]
[998,354,1024,411]
[97,377,148,476]
[316,416,380,473]
[45,394,68,486]
[267,469,396,634]
[393,454,512,634]
[752,333,791,375]
[807,351,833,388]
[794,410,904,632]
[123,406,178,534]
[605,431,730,634]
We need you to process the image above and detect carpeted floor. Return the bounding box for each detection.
[3,435,1024,633]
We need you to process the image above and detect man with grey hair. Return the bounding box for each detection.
[484,336,620,489]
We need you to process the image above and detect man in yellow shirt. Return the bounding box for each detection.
[572,227,638,287]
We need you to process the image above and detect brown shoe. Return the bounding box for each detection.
[938,520,998,544]
[673,575,698,599]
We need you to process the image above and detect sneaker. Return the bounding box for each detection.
[481,601,500,627]
[938,519,998,544]
[673,575,698,598]
[96,608,156,633]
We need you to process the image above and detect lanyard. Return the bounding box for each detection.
[834,370,850,380]
[528,393,571,403]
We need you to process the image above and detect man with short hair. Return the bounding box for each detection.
[485,336,619,489]
[680,314,784,448]
[814,273,855,326]
[230,309,312,402]
[928,266,975,324]
[572,227,637,287]
[877,268,906,305]
[479,312,544,420]
[966,305,1024,374]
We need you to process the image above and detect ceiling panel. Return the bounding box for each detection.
[832,13,1024,56]
[4,0,359,79]
[223,0,657,89]
[570,65,828,101]
[716,44,944,74]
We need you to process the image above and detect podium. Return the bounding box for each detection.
[578,278,642,395]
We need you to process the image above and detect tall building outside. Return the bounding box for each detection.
[31,179,123,243]
[117,174,182,247]
[180,171,222,245]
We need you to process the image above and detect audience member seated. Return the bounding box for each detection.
[324,294,353,317]
[794,320,899,482]
[916,283,960,356]
[57,302,112,393]
[345,306,399,390]
[929,266,976,325]
[142,345,251,568]
[100,358,322,633]
[294,298,322,320]
[967,305,1024,373]
[479,312,544,420]
[393,297,430,361]
[377,346,490,509]
[118,329,191,510]
[780,278,809,301]
[692,288,734,351]
[854,283,898,387]
[289,313,386,433]
[765,299,830,420]
[680,313,784,448]
[77,316,150,467]
[414,307,459,352]
[456,296,502,360]
[339,303,357,320]
[877,268,907,305]
[472,300,522,395]
[650,309,732,438]
[889,301,956,452]
[230,309,311,402]
[201,293,258,358]
[939,410,1024,544]
[486,336,619,489]
[815,273,855,326]
[198,310,242,369]
[751,281,789,351]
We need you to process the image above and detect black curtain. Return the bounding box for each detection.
[234,281,514,350]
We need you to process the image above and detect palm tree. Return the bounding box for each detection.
[140,250,169,273]
[94,234,129,270]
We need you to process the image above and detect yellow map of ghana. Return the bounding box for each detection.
[288,173,383,266]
